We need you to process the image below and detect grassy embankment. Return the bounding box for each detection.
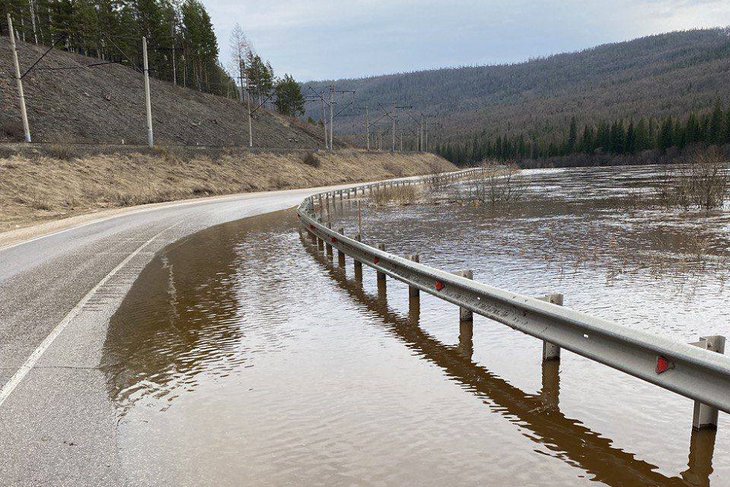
[0,147,454,232]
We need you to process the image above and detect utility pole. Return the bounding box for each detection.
[321,97,328,149]
[329,84,335,150]
[365,105,370,151]
[238,58,253,147]
[8,14,31,143]
[420,114,424,152]
[29,0,38,44]
[392,105,397,152]
[142,36,154,148]
[171,20,177,86]
[246,83,253,147]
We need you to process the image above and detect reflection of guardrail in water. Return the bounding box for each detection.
[298,169,730,435]
[303,241,716,487]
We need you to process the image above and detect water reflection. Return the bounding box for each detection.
[303,235,716,487]
[101,211,290,413]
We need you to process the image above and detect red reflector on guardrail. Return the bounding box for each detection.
[435,281,445,291]
[331,237,338,243]
[656,356,673,374]
[309,225,315,230]
[374,257,380,265]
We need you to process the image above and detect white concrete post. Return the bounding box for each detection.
[8,15,31,143]
[142,36,154,148]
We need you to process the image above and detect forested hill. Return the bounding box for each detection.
[303,28,730,151]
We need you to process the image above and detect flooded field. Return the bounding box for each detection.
[103,165,729,486]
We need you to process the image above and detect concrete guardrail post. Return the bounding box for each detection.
[691,336,726,430]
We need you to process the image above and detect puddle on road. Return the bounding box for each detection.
[103,173,728,485]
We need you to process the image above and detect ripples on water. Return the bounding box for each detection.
[103,166,729,486]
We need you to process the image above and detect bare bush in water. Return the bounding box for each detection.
[656,149,728,211]
[371,185,419,206]
[468,161,522,206]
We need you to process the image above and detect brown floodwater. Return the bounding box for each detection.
[103,166,729,486]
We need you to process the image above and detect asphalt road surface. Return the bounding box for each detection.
[0,185,354,486]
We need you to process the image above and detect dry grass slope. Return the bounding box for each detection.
[0,149,454,231]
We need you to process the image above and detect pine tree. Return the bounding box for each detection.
[708,100,724,145]
[625,120,636,154]
[566,116,577,153]
[658,117,674,153]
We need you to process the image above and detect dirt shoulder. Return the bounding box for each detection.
[0,148,454,242]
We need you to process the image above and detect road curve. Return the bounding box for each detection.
[0,183,364,486]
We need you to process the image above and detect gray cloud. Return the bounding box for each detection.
[206,0,730,81]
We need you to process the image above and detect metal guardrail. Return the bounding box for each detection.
[297,169,730,428]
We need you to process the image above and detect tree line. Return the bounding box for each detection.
[2,1,305,115]
[435,101,730,166]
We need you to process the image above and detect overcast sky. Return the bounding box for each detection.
[206,0,730,81]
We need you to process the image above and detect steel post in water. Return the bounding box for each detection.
[325,224,333,257]
[691,336,726,430]
[458,270,474,322]
[354,234,363,277]
[337,228,346,267]
[376,243,386,281]
[541,293,563,362]
[408,255,420,301]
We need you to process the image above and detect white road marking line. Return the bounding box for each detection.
[0,223,179,408]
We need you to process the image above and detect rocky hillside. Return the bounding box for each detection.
[0,36,324,148]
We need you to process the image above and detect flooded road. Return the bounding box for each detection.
[103,166,729,485]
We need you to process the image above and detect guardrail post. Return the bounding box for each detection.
[315,218,324,250]
[456,270,474,360]
[691,336,726,430]
[337,228,346,266]
[325,224,333,257]
[408,254,420,304]
[376,244,386,281]
[458,270,474,322]
[354,234,363,279]
[540,294,563,362]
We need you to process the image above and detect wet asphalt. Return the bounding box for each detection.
[0,186,342,486]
